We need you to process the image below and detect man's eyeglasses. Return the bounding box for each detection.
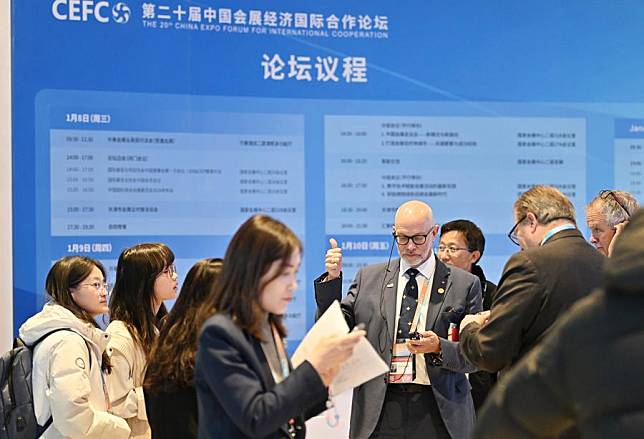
[393,231,431,245]
[508,214,575,246]
[79,281,112,292]
[508,215,527,246]
[599,190,631,220]
[436,245,471,255]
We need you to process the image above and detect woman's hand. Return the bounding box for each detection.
[307,330,365,386]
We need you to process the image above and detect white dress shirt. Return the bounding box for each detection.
[394,254,436,385]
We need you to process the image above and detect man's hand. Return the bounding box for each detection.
[460,311,490,334]
[407,330,441,354]
[324,238,343,281]
[608,221,628,257]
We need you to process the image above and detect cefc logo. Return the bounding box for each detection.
[52,0,131,24]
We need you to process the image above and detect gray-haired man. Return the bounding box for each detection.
[586,190,639,256]
[459,186,605,375]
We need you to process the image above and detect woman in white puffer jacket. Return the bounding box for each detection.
[19,256,130,439]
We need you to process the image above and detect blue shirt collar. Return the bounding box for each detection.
[540,224,576,246]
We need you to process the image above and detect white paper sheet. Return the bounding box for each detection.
[291,301,389,395]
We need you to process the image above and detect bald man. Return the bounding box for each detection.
[314,200,483,439]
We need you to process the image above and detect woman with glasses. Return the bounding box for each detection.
[107,243,177,439]
[144,258,223,439]
[19,256,131,438]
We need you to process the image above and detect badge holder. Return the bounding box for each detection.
[388,278,430,384]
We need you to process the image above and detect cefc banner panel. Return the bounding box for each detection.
[12,1,644,345]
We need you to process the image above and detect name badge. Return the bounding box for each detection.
[388,342,414,383]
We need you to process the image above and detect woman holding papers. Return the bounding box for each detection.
[194,214,364,439]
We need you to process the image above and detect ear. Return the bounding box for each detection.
[470,250,481,265]
[526,212,539,231]
[69,287,80,303]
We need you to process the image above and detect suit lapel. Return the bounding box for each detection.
[252,335,295,437]
[383,260,400,347]
[250,337,274,388]
[426,257,451,331]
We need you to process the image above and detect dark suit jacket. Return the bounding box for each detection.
[194,314,328,439]
[314,256,483,439]
[468,265,498,411]
[460,228,605,374]
[474,289,644,439]
[471,264,498,311]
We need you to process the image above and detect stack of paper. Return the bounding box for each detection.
[291,301,389,395]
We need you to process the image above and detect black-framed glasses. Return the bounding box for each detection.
[393,231,431,245]
[508,214,575,246]
[508,215,527,246]
[599,190,631,220]
[436,245,471,255]
[79,281,112,292]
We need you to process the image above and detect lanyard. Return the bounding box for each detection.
[268,324,302,436]
[270,322,290,382]
[408,276,431,335]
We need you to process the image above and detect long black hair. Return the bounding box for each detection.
[109,243,174,354]
[145,258,223,393]
[203,215,301,340]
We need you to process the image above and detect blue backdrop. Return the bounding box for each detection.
[12,0,644,347]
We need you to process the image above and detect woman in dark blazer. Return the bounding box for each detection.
[144,258,224,439]
[194,214,364,439]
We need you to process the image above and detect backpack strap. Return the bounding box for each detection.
[28,328,94,437]
[36,416,54,437]
[29,328,93,369]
